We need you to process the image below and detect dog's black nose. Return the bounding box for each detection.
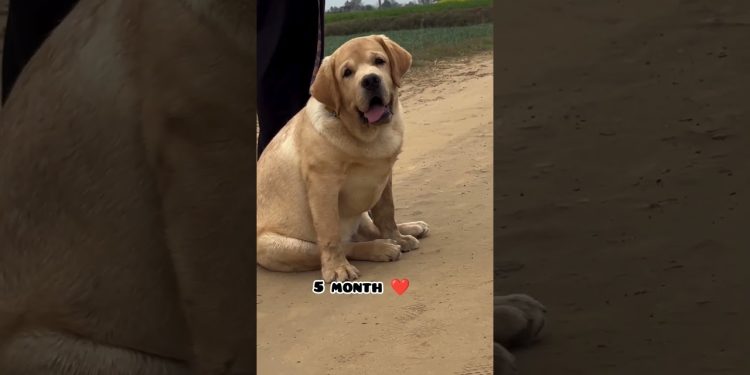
[361,74,381,91]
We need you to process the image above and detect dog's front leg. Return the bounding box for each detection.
[370,175,429,252]
[304,169,360,282]
[151,122,255,374]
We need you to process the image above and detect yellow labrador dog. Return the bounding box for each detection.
[0,0,255,374]
[257,35,430,282]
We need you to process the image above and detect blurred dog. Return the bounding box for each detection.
[0,0,255,373]
[257,35,430,282]
[494,294,547,374]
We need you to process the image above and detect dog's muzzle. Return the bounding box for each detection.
[360,95,392,125]
[359,74,392,125]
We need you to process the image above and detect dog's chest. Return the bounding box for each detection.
[339,162,392,215]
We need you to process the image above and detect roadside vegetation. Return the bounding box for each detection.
[324,0,492,67]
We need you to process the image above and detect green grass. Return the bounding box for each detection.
[325,23,493,67]
[325,0,492,24]
[325,6,491,36]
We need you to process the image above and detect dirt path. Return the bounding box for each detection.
[257,53,494,375]
[496,1,750,373]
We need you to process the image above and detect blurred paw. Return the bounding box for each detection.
[494,294,546,347]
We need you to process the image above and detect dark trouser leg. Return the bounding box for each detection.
[257,0,325,157]
[2,0,79,103]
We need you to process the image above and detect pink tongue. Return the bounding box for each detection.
[364,105,386,123]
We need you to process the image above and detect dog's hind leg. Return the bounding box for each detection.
[397,221,430,238]
[257,232,321,272]
[353,212,381,241]
[257,231,402,272]
[357,211,430,242]
[344,239,402,262]
[0,331,188,375]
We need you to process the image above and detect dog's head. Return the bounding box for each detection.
[311,35,412,127]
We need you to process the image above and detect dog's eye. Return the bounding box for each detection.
[374,57,386,65]
[343,68,353,78]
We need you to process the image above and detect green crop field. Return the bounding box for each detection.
[326,0,492,24]
[325,0,492,36]
[324,23,492,66]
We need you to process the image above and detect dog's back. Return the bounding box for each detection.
[256,111,316,241]
[0,0,256,372]
[0,0,194,363]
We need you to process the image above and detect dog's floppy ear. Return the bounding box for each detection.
[310,56,342,115]
[375,35,412,88]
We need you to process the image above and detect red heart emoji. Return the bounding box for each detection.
[391,278,410,295]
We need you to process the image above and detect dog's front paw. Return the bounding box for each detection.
[394,234,420,252]
[495,294,546,347]
[322,259,360,282]
[398,221,430,238]
[372,239,402,261]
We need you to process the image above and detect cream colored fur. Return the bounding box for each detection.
[256,35,429,282]
[0,0,256,373]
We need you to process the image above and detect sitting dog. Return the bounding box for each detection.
[256,35,430,282]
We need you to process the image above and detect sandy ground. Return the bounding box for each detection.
[496,0,750,373]
[257,54,495,375]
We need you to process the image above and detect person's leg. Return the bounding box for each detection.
[1,0,79,103]
[257,0,325,157]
